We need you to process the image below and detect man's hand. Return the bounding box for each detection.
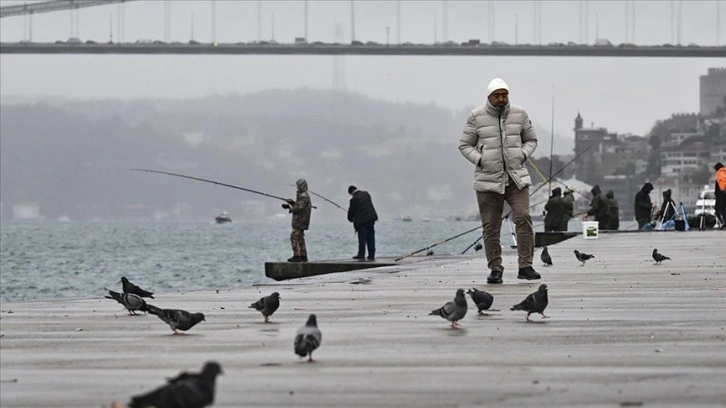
[582,214,588,221]
[281,203,290,210]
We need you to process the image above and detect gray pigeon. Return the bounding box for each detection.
[128,361,222,408]
[249,292,281,323]
[105,289,149,315]
[294,314,322,362]
[652,248,671,264]
[120,276,155,299]
[511,284,549,321]
[147,304,205,335]
[429,288,468,329]
[466,288,494,315]
[541,246,553,266]
[574,250,595,266]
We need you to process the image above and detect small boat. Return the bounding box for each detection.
[215,211,232,224]
[400,215,413,222]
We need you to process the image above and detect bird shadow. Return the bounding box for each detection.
[433,326,468,336]
[515,319,550,325]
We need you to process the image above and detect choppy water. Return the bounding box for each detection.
[1,219,507,302]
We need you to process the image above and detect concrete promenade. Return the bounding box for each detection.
[1,230,725,407]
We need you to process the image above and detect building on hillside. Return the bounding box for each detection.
[572,113,648,187]
[700,67,726,116]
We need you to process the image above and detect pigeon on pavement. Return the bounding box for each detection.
[294,314,322,363]
[105,289,149,315]
[120,277,155,299]
[574,250,595,266]
[249,292,281,323]
[652,248,671,264]
[511,284,549,321]
[146,304,205,335]
[466,288,494,315]
[429,288,468,328]
[128,361,222,408]
[541,246,553,266]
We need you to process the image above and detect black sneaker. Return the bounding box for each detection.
[367,256,375,261]
[352,255,365,260]
[287,256,301,262]
[517,266,541,280]
[299,256,308,262]
[487,270,503,284]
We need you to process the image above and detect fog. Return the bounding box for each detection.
[1,1,724,140]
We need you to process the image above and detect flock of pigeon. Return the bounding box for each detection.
[103,245,672,407]
[540,246,671,267]
[104,278,322,407]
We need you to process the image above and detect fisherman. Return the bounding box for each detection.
[561,188,575,231]
[582,184,610,230]
[543,187,566,232]
[282,179,312,262]
[633,182,656,229]
[606,190,620,230]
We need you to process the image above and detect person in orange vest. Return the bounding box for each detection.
[714,162,726,230]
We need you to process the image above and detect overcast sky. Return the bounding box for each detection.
[1,0,724,144]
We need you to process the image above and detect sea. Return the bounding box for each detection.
[0,218,518,303]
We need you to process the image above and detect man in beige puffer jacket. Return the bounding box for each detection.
[458,77,540,284]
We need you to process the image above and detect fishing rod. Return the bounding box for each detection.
[290,185,347,213]
[131,168,290,202]
[394,225,482,262]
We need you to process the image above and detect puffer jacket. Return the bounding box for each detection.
[458,101,538,193]
[290,179,312,231]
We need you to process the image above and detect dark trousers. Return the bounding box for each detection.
[356,222,376,259]
[716,194,726,228]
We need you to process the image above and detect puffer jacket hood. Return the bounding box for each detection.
[591,185,602,196]
[662,189,672,201]
[551,187,562,197]
[606,190,614,199]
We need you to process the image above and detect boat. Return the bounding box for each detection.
[400,215,413,222]
[215,211,232,224]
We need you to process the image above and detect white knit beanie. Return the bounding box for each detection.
[487,77,509,96]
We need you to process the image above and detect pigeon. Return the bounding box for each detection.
[146,304,205,335]
[574,250,595,266]
[294,314,322,363]
[474,243,483,251]
[511,284,549,321]
[652,248,671,264]
[541,246,553,266]
[105,289,149,315]
[466,288,494,315]
[249,292,281,323]
[128,361,222,408]
[120,276,155,299]
[429,288,468,329]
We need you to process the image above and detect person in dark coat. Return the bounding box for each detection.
[583,184,610,230]
[714,162,726,229]
[543,187,566,232]
[633,182,656,229]
[282,178,312,262]
[657,189,677,224]
[606,190,620,230]
[347,185,379,260]
[561,188,574,231]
